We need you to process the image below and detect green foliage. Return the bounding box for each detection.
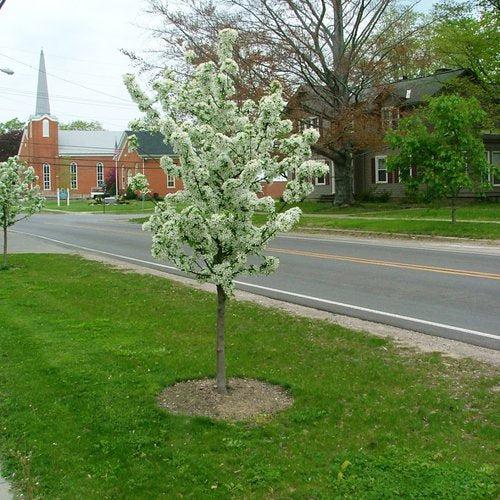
[59,120,104,131]
[386,95,492,220]
[0,118,24,134]
[0,255,498,497]
[124,184,138,200]
[442,77,499,129]
[355,188,391,203]
[430,2,499,87]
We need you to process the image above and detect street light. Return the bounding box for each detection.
[0,68,14,75]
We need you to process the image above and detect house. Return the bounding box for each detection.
[116,130,181,197]
[18,50,286,199]
[287,69,500,200]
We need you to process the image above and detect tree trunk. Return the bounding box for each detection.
[216,284,227,394]
[451,197,456,224]
[333,152,354,206]
[2,219,7,269]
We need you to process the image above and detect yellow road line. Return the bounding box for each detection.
[36,221,500,280]
[270,247,500,281]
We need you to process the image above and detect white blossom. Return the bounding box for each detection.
[129,173,150,195]
[1,156,44,267]
[125,30,327,294]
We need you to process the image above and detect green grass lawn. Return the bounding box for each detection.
[44,199,156,213]
[132,202,500,239]
[133,214,500,239]
[295,215,500,239]
[0,255,498,498]
[284,201,500,221]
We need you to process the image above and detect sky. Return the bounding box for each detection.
[0,0,437,131]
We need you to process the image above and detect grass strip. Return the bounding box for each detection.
[0,254,498,498]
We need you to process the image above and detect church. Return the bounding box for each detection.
[17,50,183,198]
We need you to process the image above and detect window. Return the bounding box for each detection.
[299,116,320,132]
[96,162,104,186]
[315,159,333,186]
[42,119,50,137]
[43,163,51,190]
[315,175,326,185]
[70,162,78,189]
[167,174,175,188]
[491,151,500,186]
[381,107,399,129]
[375,156,388,183]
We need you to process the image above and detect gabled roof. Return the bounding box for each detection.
[121,130,174,157]
[386,69,471,105]
[288,68,473,112]
[58,130,124,156]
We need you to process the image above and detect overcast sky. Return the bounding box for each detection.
[0,0,437,131]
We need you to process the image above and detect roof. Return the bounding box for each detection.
[58,130,124,156]
[387,69,471,105]
[289,68,472,112]
[122,130,174,157]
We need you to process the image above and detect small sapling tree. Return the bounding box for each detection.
[386,95,492,223]
[0,157,44,269]
[125,29,326,394]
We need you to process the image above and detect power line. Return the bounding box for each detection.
[0,52,132,103]
[1,138,163,153]
[0,45,128,68]
[0,86,138,109]
[16,158,173,169]
[0,101,131,129]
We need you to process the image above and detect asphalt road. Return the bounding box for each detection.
[11,212,500,350]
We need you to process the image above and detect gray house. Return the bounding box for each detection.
[288,69,500,200]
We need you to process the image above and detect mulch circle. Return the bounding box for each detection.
[157,377,294,422]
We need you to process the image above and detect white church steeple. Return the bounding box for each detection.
[35,49,51,116]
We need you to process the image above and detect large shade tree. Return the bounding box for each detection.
[226,0,428,205]
[0,157,44,269]
[124,29,326,394]
[123,0,292,101]
[125,0,429,205]
[386,95,492,222]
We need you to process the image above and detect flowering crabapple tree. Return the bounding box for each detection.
[124,29,326,394]
[0,157,44,269]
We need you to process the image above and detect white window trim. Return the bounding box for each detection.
[96,162,104,186]
[42,119,50,138]
[43,163,51,190]
[315,175,326,186]
[167,174,175,188]
[70,162,78,190]
[375,155,388,184]
[489,151,500,186]
[299,115,320,132]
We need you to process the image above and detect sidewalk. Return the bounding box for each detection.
[0,474,12,500]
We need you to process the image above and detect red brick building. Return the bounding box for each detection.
[18,50,286,199]
[116,131,183,198]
